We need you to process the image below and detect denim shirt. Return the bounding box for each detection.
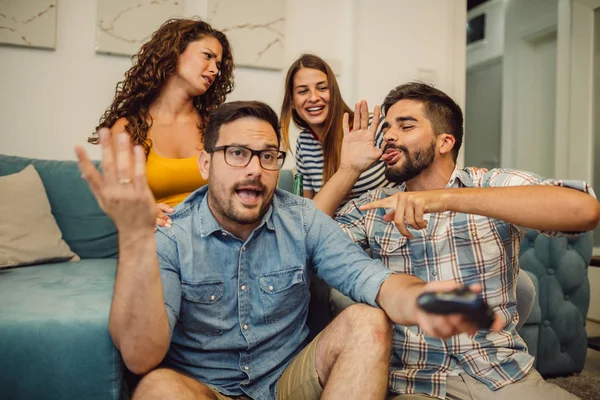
[155,186,393,399]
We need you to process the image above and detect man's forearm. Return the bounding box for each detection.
[313,167,362,216]
[376,274,425,325]
[444,186,600,232]
[109,231,171,374]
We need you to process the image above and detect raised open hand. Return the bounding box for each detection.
[75,128,156,233]
[339,100,383,173]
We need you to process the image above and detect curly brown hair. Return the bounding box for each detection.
[89,18,235,154]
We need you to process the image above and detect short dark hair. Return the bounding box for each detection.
[204,101,281,151]
[382,82,464,162]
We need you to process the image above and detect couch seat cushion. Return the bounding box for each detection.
[0,259,122,400]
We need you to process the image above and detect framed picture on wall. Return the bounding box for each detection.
[207,0,286,70]
[0,0,57,49]
[95,0,183,56]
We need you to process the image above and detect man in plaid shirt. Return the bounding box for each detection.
[335,82,600,400]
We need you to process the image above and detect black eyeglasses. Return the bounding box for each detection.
[209,145,287,171]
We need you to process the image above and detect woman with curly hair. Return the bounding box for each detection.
[89,18,234,228]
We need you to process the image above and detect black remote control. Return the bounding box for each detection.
[417,286,495,329]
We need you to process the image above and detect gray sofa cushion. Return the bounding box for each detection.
[0,165,79,267]
[0,154,118,259]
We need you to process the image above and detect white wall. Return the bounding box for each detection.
[0,0,466,168]
[0,0,132,161]
[354,0,466,107]
[501,0,559,172]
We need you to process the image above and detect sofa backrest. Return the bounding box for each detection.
[278,169,293,193]
[519,230,592,375]
[0,154,296,259]
[0,154,118,259]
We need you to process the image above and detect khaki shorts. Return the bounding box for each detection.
[208,332,323,400]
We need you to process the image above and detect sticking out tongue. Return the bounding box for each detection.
[381,150,401,164]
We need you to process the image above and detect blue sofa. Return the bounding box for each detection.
[0,154,593,399]
[0,155,121,400]
[519,230,592,376]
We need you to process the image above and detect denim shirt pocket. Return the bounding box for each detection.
[181,280,224,336]
[259,267,306,324]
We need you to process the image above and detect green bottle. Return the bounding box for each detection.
[293,173,304,196]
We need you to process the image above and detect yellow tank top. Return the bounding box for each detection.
[146,148,207,208]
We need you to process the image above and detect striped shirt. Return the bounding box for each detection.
[294,128,393,206]
[336,167,595,399]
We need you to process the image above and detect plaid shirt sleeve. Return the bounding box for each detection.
[480,168,597,236]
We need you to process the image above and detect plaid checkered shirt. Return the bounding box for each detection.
[336,168,595,399]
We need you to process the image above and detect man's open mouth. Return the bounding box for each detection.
[235,186,264,204]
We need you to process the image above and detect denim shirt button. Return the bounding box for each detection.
[243,324,248,330]
[242,246,246,251]
[241,285,247,291]
[210,295,216,301]
[268,285,274,292]
[432,271,438,276]
[244,366,249,371]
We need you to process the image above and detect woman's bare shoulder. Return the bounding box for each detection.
[108,117,137,146]
[110,117,129,135]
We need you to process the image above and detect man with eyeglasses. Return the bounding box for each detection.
[75,101,502,400]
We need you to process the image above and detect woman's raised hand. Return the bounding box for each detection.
[340,100,383,174]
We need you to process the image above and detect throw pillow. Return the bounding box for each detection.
[0,164,79,268]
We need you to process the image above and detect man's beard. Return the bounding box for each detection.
[209,178,272,226]
[384,141,436,184]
